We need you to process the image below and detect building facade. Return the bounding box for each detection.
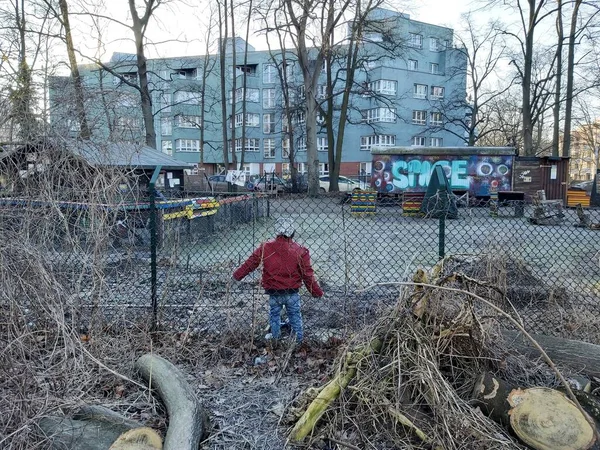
[569,121,599,181]
[49,8,467,179]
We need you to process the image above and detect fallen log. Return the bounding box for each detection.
[503,330,600,378]
[471,372,516,426]
[39,414,143,450]
[289,338,382,442]
[73,405,145,429]
[135,354,210,450]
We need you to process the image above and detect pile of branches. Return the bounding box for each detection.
[285,256,596,449]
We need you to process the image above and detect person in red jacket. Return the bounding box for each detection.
[233,217,323,343]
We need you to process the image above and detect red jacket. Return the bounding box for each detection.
[233,236,323,297]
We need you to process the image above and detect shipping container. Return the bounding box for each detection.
[370,146,516,197]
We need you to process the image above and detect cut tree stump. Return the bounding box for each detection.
[109,427,163,450]
[508,387,596,450]
[502,330,600,378]
[472,374,596,450]
[135,354,210,450]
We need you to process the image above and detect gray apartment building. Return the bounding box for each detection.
[49,8,468,179]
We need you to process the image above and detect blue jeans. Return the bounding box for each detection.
[269,293,303,342]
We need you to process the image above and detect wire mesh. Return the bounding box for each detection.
[4,190,599,343]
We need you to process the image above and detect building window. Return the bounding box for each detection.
[282,113,290,133]
[282,139,290,157]
[363,107,396,123]
[264,138,275,158]
[430,112,443,126]
[234,113,260,127]
[297,85,305,100]
[231,88,259,103]
[412,110,427,125]
[360,134,396,151]
[176,115,201,128]
[174,90,201,105]
[162,140,173,156]
[317,137,328,152]
[317,85,327,99]
[431,86,445,99]
[161,117,172,135]
[113,72,137,85]
[263,88,276,108]
[160,92,171,112]
[263,113,275,134]
[235,64,257,77]
[172,68,197,79]
[359,162,372,175]
[409,33,423,48]
[430,37,441,51]
[263,64,277,83]
[319,163,329,175]
[176,139,200,152]
[412,136,426,146]
[284,61,294,80]
[233,138,260,152]
[430,63,440,74]
[413,84,428,99]
[295,110,306,125]
[430,137,443,147]
[368,79,397,96]
[408,59,418,71]
[115,117,139,130]
[296,136,306,151]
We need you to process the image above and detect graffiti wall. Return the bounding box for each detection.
[371,154,514,196]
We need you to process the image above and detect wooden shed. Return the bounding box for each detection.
[512,156,569,203]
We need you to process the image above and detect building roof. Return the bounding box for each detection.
[68,141,193,170]
[371,146,516,156]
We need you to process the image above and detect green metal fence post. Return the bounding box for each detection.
[438,214,446,259]
[149,166,162,331]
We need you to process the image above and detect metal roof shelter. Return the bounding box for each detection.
[67,141,193,171]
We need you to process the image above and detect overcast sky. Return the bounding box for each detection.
[77,0,481,62]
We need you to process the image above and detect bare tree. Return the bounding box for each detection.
[490,0,558,155]
[53,0,91,139]
[277,0,353,196]
[429,15,513,147]
[127,0,158,148]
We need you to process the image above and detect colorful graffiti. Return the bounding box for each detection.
[372,154,513,196]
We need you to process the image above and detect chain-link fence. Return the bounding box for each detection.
[6,191,600,342]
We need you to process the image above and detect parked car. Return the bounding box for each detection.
[249,175,288,193]
[319,175,368,193]
[570,180,594,194]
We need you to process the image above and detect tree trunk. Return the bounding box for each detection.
[128,0,157,149]
[503,330,600,377]
[229,0,237,172]
[217,0,229,169]
[471,372,515,426]
[562,0,582,158]
[58,0,91,140]
[135,354,210,450]
[552,0,563,158]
